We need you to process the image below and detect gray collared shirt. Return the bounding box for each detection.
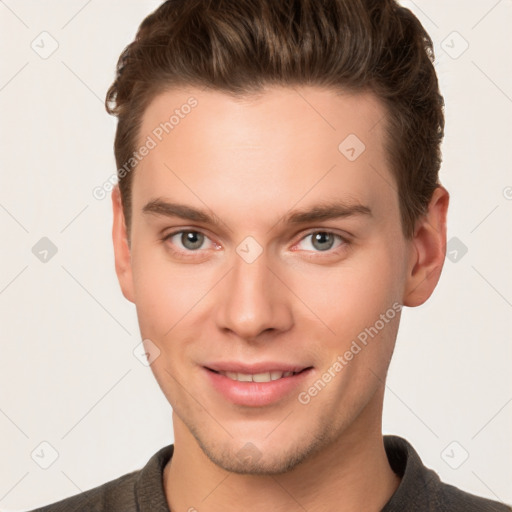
[28,435,512,511]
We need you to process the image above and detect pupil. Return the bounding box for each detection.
[182,231,203,250]
[313,232,334,251]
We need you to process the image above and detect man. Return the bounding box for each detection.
[29,0,511,510]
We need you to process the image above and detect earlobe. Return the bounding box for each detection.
[403,185,450,307]
[112,185,136,303]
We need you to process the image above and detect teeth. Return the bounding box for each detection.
[252,372,271,382]
[219,370,297,382]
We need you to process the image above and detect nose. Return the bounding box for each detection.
[214,248,294,342]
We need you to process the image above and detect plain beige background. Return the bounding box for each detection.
[0,1,511,510]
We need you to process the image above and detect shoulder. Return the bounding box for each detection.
[26,469,140,512]
[383,435,512,512]
[434,480,512,512]
[26,444,174,512]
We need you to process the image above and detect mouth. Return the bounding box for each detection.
[206,367,311,383]
[203,364,314,407]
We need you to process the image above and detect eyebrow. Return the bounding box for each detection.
[142,198,372,227]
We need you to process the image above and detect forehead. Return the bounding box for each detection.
[139,85,386,152]
[133,86,396,229]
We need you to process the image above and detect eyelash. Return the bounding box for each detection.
[161,229,349,259]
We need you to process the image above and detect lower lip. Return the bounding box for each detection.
[203,367,313,407]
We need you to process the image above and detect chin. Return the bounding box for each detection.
[191,427,327,476]
[203,444,309,475]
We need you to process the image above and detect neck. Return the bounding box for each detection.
[163,389,400,512]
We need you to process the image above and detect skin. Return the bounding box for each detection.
[112,86,449,512]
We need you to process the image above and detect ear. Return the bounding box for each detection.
[403,185,450,307]
[112,185,135,303]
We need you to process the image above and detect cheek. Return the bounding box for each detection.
[292,244,404,413]
[129,241,201,337]
[292,240,405,338]
[129,241,226,369]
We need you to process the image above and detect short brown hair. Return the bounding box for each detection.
[105,0,444,239]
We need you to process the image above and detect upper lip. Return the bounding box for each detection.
[204,361,312,374]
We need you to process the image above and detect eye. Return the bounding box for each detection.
[296,231,347,253]
[162,229,348,259]
[163,230,217,253]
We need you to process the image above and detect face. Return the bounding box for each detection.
[113,86,427,475]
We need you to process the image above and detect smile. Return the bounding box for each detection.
[213,370,302,382]
[204,366,313,407]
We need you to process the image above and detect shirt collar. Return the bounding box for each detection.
[134,443,174,511]
[132,435,439,512]
[381,435,440,511]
